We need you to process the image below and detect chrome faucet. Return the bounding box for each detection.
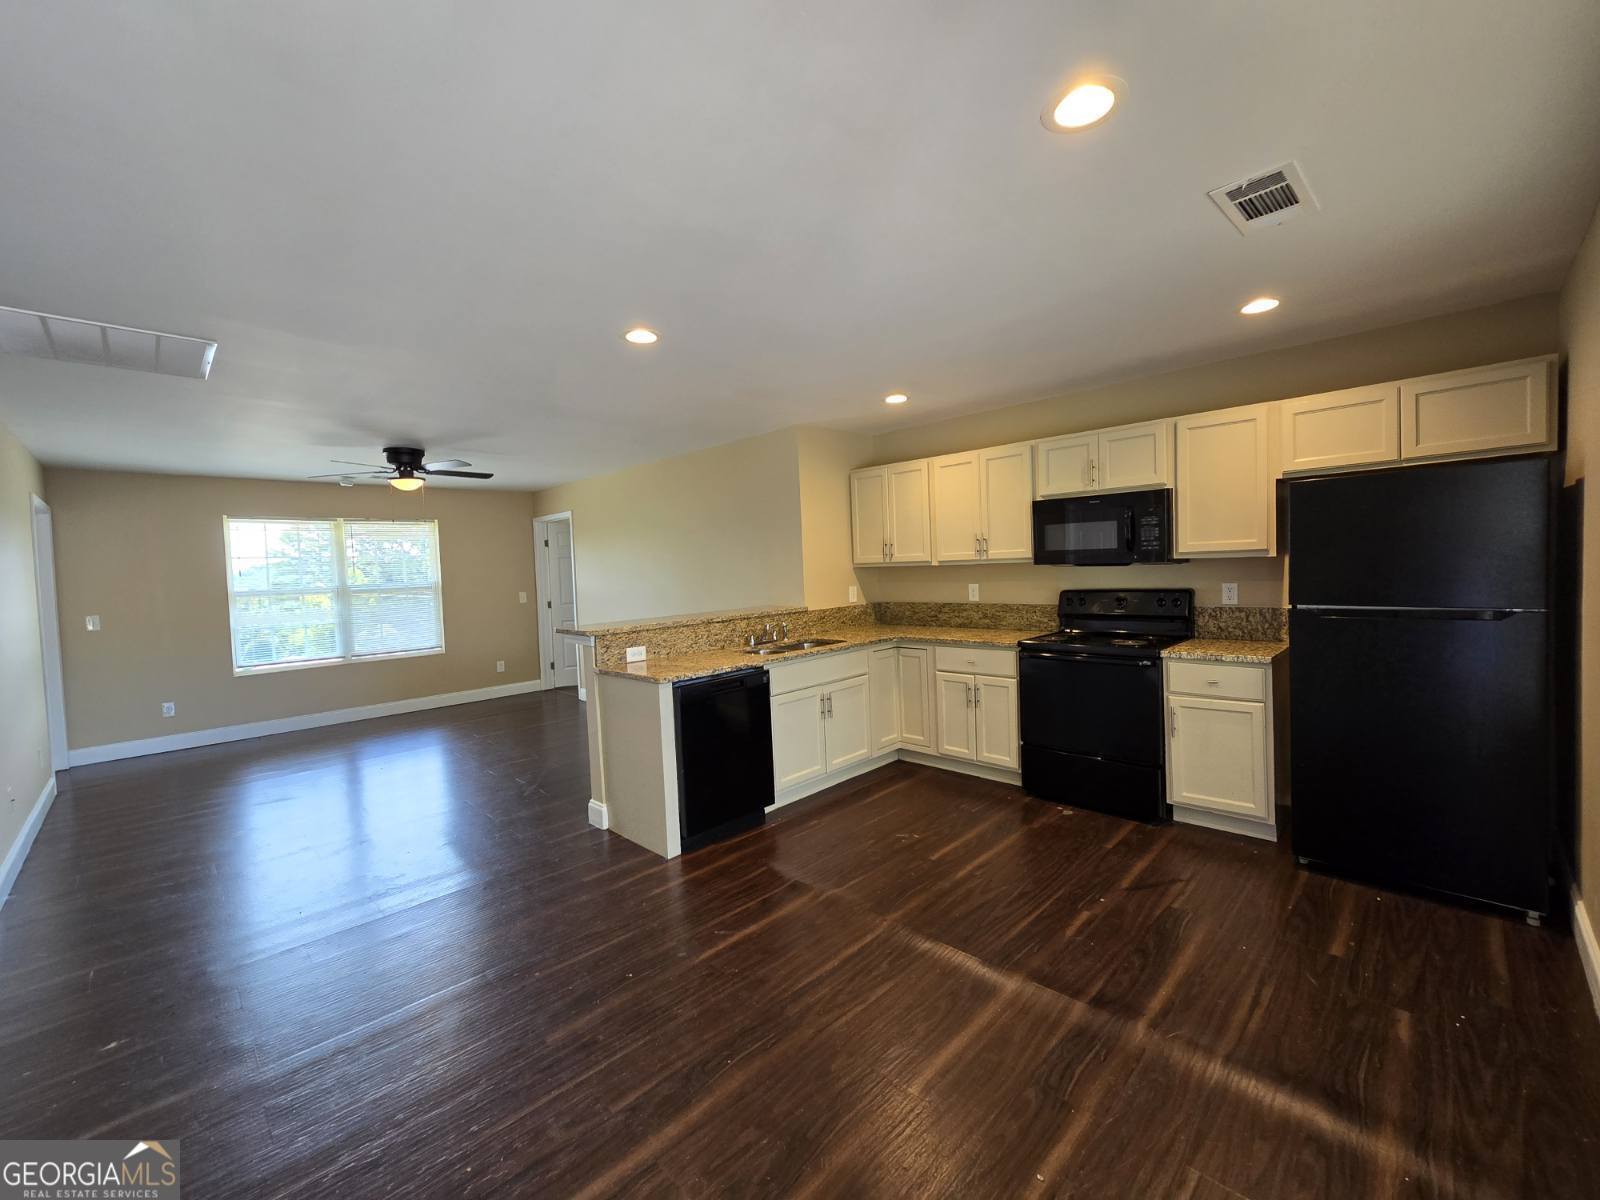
[748,621,787,647]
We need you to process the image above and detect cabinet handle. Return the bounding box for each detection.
[1170,708,1177,736]
[1090,459,1097,488]
[888,542,893,558]
[973,685,981,706]
[827,695,834,717]
[1207,679,1221,687]
[821,695,827,717]
[981,535,988,556]
[966,684,974,707]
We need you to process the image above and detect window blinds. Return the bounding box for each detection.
[224,518,443,672]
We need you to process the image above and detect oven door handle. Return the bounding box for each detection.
[1022,651,1156,666]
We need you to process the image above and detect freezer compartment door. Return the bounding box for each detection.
[1287,456,1551,610]
[1289,609,1552,913]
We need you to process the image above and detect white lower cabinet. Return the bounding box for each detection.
[869,647,901,752]
[770,672,871,794]
[896,646,933,749]
[935,670,1019,770]
[1164,657,1283,840]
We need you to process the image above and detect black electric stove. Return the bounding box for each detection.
[1017,589,1194,822]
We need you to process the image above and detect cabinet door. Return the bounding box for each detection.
[824,676,872,773]
[1097,421,1172,492]
[850,468,888,564]
[929,452,982,563]
[973,675,1019,770]
[886,460,932,563]
[1034,433,1097,498]
[1280,384,1399,474]
[1168,696,1268,819]
[1175,403,1276,556]
[869,647,900,752]
[934,672,977,760]
[897,646,933,749]
[978,443,1034,560]
[1399,356,1555,461]
[771,686,828,790]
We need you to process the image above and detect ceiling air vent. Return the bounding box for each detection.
[1207,161,1318,235]
[0,306,217,379]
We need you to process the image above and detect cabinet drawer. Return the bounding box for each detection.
[767,648,870,695]
[1166,660,1266,701]
[934,645,1017,678]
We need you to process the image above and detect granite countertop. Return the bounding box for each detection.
[1163,638,1289,664]
[557,604,805,639]
[599,624,1050,684]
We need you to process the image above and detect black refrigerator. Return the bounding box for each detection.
[1287,455,1556,917]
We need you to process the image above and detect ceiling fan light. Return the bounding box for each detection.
[390,475,424,492]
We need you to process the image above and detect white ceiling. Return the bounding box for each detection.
[2,1,1598,489]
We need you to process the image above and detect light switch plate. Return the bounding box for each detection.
[496,660,506,673]
[1221,583,1239,605]
[518,591,528,604]
[848,585,858,603]
[968,584,980,601]
[85,614,101,631]
[625,645,647,662]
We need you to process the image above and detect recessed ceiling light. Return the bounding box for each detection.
[1239,297,1280,315]
[1042,79,1120,132]
[623,327,659,345]
[884,393,908,405]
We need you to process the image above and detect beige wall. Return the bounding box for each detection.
[529,428,807,625]
[796,426,875,610]
[871,293,1560,464]
[44,470,540,751]
[0,417,51,870]
[1561,203,1600,932]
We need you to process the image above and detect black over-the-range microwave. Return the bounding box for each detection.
[1031,487,1179,565]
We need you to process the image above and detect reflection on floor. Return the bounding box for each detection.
[2,689,1598,1197]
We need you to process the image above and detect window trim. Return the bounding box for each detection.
[223,516,446,676]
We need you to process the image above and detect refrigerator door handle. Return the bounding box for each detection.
[1295,606,1534,621]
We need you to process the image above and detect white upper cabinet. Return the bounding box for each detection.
[930,452,982,563]
[1399,355,1556,461]
[1098,421,1173,492]
[1035,420,1172,498]
[931,443,1034,563]
[1175,403,1277,557]
[977,443,1034,560]
[850,460,931,565]
[1279,384,1400,474]
[850,468,888,564]
[1034,432,1098,497]
[886,460,932,563]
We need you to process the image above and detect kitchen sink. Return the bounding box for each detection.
[743,638,846,655]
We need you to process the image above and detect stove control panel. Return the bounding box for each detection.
[1057,588,1193,619]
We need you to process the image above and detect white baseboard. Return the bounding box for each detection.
[587,798,609,829]
[66,679,546,767]
[1574,887,1600,1023]
[0,774,57,908]
[1173,806,1279,843]
[897,749,1021,786]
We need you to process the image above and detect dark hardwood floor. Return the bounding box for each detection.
[2,689,1598,1198]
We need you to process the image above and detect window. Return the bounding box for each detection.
[224,518,444,673]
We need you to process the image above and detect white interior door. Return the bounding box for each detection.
[30,496,68,772]
[550,519,580,687]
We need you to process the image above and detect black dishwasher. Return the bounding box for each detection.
[673,668,774,852]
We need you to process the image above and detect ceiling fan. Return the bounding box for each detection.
[310,445,494,491]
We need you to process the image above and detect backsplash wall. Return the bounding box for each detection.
[856,557,1287,609]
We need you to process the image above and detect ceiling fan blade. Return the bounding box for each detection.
[307,470,387,479]
[423,458,471,470]
[423,469,494,479]
[329,459,392,469]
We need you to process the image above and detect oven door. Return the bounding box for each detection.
[1032,496,1135,565]
[1018,651,1163,766]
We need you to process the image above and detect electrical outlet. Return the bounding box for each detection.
[496,660,506,673]
[85,614,101,631]
[625,645,647,663]
[1221,583,1239,605]
[967,583,980,602]
[161,702,176,718]
[848,585,858,604]
[518,591,528,604]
